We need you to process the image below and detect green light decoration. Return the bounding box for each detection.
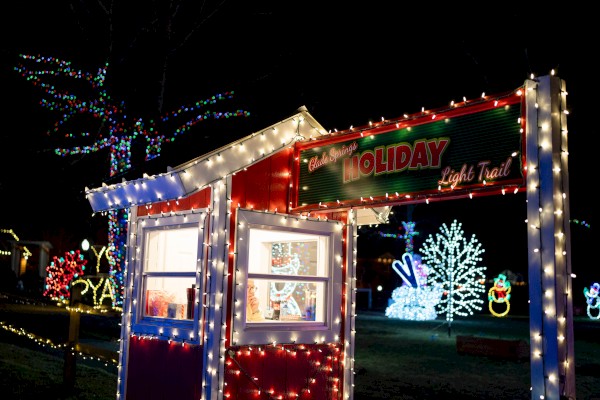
[570,219,591,229]
[419,219,487,336]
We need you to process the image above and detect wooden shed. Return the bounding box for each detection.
[85,75,576,400]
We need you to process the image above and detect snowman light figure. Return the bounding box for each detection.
[488,273,512,317]
[583,282,600,320]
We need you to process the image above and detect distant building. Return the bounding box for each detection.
[2,229,53,293]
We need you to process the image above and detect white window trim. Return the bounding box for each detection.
[130,209,208,344]
[232,209,343,345]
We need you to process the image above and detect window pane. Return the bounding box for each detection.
[248,229,328,277]
[246,278,324,323]
[144,227,198,273]
[271,241,320,276]
[145,276,196,319]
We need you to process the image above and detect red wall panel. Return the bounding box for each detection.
[224,343,343,400]
[125,336,204,400]
[231,149,292,213]
[136,187,212,216]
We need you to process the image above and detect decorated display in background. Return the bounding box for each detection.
[43,250,88,302]
[419,219,487,335]
[385,252,443,321]
[268,242,317,320]
[15,54,250,308]
[0,228,32,259]
[295,93,523,208]
[71,243,119,309]
[378,221,420,253]
[488,273,512,317]
[583,282,599,320]
[382,221,443,320]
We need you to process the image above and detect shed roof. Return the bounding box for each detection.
[85,106,328,213]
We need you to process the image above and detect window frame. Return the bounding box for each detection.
[233,209,343,345]
[131,210,208,343]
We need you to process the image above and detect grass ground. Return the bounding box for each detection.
[352,312,600,399]
[1,295,599,399]
[0,340,117,400]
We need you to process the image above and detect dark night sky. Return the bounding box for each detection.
[0,3,594,291]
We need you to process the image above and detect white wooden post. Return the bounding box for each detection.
[525,74,576,400]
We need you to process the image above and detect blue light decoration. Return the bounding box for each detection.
[385,252,443,320]
[488,273,512,317]
[583,282,600,320]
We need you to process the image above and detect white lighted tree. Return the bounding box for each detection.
[419,219,486,336]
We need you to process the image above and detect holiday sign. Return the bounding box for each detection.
[294,94,524,208]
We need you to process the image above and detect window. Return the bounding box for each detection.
[233,209,343,345]
[132,210,207,341]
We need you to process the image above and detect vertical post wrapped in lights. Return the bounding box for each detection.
[344,209,358,399]
[525,74,575,400]
[202,179,229,399]
[116,207,138,399]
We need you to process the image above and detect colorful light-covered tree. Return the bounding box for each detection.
[14,54,249,173]
[15,54,250,307]
[14,4,255,310]
[43,249,88,303]
[419,219,487,336]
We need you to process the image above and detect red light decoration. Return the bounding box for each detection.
[43,249,88,302]
[224,343,342,399]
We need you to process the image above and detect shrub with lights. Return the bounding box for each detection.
[43,249,88,303]
[419,219,486,335]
